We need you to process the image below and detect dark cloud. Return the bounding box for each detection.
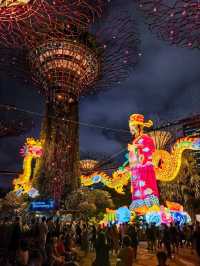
[1,0,200,185]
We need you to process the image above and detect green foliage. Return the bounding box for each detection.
[63,188,115,217]
[0,191,28,216]
[79,202,97,217]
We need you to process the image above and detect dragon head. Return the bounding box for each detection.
[191,138,200,150]
[112,169,131,194]
[20,138,43,158]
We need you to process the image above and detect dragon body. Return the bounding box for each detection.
[153,137,200,182]
[80,169,131,194]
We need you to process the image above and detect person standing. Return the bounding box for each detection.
[117,235,133,266]
[92,225,97,250]
[94,232,110,266]
[81,224,89,256]
[38,217,48,250]
[16,239,29,266]
[149,224,157,253]
[163,225,171,259]
[127,225,138,260]
[169,224,178,254]
[9,217,21,259]
[75,223,82,246]
[193,223,200,263]
[110,225,120,255]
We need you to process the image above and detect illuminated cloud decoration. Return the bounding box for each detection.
[100,207,132,226]
[136,0,200,49]
[99,203,190,226]
[116,206,131,224]
[145,202,191,226]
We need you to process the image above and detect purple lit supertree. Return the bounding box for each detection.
[136,0,200,49]
[0,2,140,203]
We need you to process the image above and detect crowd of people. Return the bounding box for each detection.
[0,216,200,266]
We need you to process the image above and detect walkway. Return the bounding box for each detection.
[80,242,200,266]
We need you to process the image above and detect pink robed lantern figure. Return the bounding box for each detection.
[128,114,159,215]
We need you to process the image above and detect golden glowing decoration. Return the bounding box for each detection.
[129,113,153,128]
[108,169,130,194]
[153,137,200,182]
[81,168,131,194]
[0,0,30,8]
[150,130,172,150]
[13,138,43,193]
[80,160,99,172]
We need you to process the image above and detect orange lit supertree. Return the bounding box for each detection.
[0,2,140,204]
[136,0,200,49]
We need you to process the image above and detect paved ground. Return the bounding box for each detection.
[80,242,200,266]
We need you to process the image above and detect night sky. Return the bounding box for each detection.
[1,0,200,187]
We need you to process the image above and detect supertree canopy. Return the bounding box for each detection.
[0,1,140,203]
[0,104,33,138]
[136,0,200,49]
[0,0,103,47]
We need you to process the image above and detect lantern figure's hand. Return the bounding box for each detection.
[128,144,135,152]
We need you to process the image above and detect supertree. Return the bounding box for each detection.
[0,0,103,47]
[0,104,33,138]
[0,1,140,203]
[136,0,200,49]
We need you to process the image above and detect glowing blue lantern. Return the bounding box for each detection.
[145,211,161,226]
[116,206,131,224]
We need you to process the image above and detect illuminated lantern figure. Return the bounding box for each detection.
[128,114,159,215]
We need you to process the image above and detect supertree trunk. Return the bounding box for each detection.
[36,98,80,204]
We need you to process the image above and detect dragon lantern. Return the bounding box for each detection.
[13,137,43,194]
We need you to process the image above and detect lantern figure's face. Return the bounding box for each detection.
[0,0,30,8]
[129,124,139,136]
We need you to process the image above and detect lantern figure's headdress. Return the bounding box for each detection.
[129,114,153,128]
